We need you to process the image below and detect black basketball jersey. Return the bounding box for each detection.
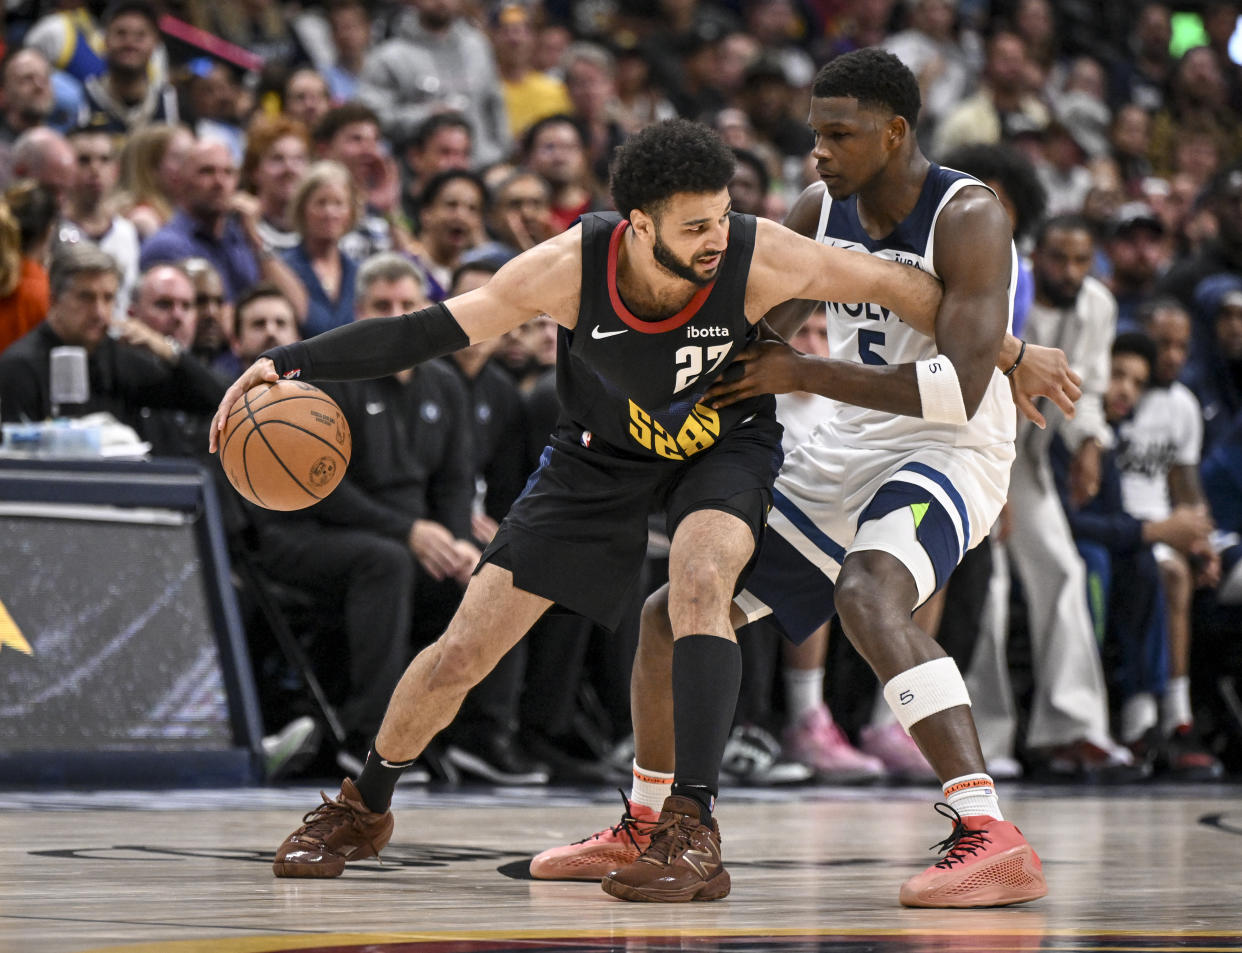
[556,211,774,461]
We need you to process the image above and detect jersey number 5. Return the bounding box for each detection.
[859,329,887,365]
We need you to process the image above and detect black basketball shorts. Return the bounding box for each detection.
[480,413,784,631]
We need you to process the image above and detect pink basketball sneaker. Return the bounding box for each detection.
[783,705,885,783]
[529,793,661,881]
[900,804,1048,908]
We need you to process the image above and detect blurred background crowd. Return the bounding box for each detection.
[0,0,1240,790]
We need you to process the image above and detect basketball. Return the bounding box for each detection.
[219,380,352,511]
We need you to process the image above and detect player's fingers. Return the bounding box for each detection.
[1015,392,1046,430]
[1049,387,1077,419]
[707,384,750,409]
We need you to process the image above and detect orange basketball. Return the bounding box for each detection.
[219,380,352,511]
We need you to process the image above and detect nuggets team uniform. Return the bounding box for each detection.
[736,166,1017,642]
[480,211,784,630]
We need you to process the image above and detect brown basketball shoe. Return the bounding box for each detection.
[273,778,395,878]
[600,795,730,902]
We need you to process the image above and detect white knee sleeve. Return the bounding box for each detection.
[882,657,971,733]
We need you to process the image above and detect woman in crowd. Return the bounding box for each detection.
[282,161,359,338]
[116,124,196,240]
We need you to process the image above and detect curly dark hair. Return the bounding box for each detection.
[1112,331,1157,377]
[940,144,1046,242]
[608,119,736,221]
[812,49,920,125]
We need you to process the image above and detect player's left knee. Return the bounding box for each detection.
[667,557,733,628]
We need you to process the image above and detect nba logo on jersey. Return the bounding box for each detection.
[581,430,593,448]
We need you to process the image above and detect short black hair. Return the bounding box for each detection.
[609,118,735,221]
[420,168,489,213]
[312,103,381,146]
[521,113,586,158]
[941,144,1046,241]
[812,49,920,126]
[1112,331,1157,377]
[731,146,770,196]
[1034,213,1094,249]
[450,256,503,293]
[408,111,473,151]
[234,282,295,338]
[1137,295,1189,327]
[104,0,160,29]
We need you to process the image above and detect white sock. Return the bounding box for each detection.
[1120,692,1159,744]
[943,773,1002,821]
[630,761,674,814]
[1162,676,1192,734]
[783,667,824,722]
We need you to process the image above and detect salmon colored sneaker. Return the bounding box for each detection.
[900,804,1047,908]
[529,793,661,880]
[273,778,395,878]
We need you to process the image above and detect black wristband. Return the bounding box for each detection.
[1002,339,1027,378]
[261,302,469,381]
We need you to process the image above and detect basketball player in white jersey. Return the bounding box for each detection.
[535,49,1077,908]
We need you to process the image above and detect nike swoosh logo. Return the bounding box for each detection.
[366,402,384,415]
[591,325,628,339]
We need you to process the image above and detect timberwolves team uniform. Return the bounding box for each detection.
[736,166,1018,642]
[480,212,784,630]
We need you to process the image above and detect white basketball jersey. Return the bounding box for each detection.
[811,165,1017,451]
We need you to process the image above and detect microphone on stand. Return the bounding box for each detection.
[49,346,90,418]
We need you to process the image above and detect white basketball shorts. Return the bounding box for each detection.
[735,439,1014,643]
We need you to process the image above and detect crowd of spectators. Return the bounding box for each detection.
[1,0,1240,786]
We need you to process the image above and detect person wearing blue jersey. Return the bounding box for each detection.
[537,49,1080,908]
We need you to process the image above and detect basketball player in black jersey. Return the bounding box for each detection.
[213,118,1050,891]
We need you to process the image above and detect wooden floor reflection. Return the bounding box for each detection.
[2,783,1239,953]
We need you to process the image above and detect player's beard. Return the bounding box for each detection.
[653,233,721,287]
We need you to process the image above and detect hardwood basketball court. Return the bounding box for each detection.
[2,782,1239,952]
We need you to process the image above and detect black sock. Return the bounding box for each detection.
[353,744,415,813]
[669,634,742,822]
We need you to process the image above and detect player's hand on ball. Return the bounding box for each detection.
[706,340,806,408]
[210,358,279,453]
[1010,343,1082,430]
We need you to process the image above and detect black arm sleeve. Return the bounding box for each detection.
[261,302,469,381]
